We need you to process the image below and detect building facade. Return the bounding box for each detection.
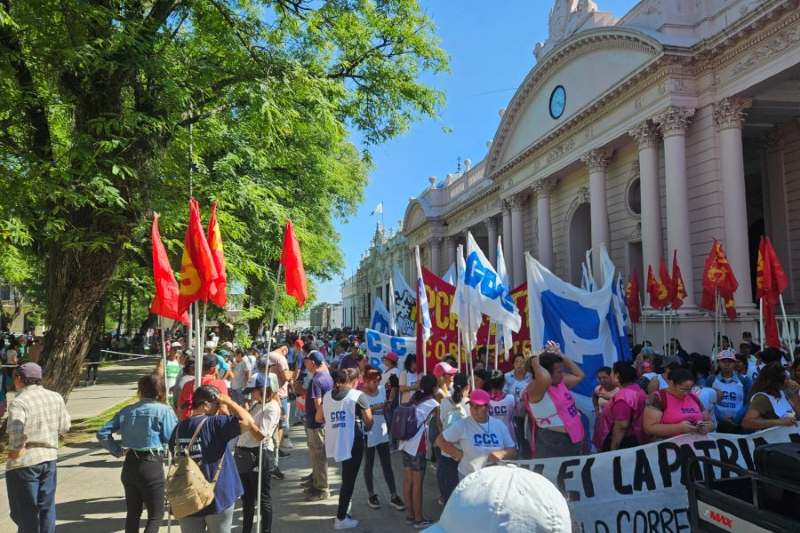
[398,0,800,353]
[341,224,412,330]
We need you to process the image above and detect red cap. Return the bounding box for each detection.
[468,389,491,406]
[383,352,398,363]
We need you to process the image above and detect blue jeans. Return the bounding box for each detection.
[436,455,460,503]
[6,460,58,533]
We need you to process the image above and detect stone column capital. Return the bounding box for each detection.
[713,97,751,131]
[507,194,527,211]
[532,178,557,197]
[628,121,660,150]
[654,106,695,137]
[581,148,611,172]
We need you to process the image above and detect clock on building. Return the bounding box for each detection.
[549,85,566,119]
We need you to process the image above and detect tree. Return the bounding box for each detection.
[0,0,446,396]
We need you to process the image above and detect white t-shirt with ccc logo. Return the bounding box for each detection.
[441,415,515,477]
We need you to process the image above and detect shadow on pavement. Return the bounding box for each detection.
[56,497,126,532]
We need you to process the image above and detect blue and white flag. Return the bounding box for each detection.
[495,235,513,358]
[463,232,521,333]
[370,297,392,334]
[388,275,397,335]
[365,328,415,371]
[526,253,631,398]
[598,245,633,360]
[580,263,594,292]
[392,267,416,336]
[415,246,431,342]
[452,244,481,352]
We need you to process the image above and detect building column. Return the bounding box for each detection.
[429,237,441,277]
[502,201,513,279]
[714,98,753,306]
[628,121,663,282]
[486,218,498,265]
[446,236,457,271]
[581,149,611,253]
[534,179,555,270]
[655,106,696,306]
[509,195,526,286]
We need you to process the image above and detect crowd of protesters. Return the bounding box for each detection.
[4,327,800,532]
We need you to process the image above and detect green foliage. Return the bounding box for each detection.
[0,0,447,340]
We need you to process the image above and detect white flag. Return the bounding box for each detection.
[464,232,521,332]
[496,235,514,358]
[370,202,383,216]
[388,274,397,335]
[441,262,456,285]
[415,246,431,342]
[452,244,481,352]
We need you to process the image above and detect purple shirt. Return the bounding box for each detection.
[305,369,333,428]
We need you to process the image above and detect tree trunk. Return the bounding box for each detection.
[40,244,124,399]
[125,287,132,335]
[116,294,123,334]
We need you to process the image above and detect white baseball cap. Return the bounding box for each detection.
[423,464,572,533]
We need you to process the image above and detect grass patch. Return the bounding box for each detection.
[64,396,138,440]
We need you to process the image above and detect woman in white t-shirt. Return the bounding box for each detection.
[398,375,438,529]
[487,370,516,446]
[436,388,516,478]
[435,373,469,504]
[361,368,405,511]
[398,355,419,404]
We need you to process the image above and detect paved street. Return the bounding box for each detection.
[0,360,443,532]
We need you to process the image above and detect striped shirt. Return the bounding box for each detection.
[7,384,71,471]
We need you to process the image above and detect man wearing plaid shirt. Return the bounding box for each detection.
[6,362,71,533]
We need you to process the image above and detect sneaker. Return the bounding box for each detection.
[300,473,313,482]
[271,468,285,480]
[334,516,359,530]
[305,489,330,502]
[389,495,405,511]
[413,520,433,529]
[367,494,380,509]
[405,517,415,525]
[280,438,294,450]
[278,449,290,458]
[300,479,314,488]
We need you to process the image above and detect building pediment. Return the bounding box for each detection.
[486,27,663,178]
[402,198,433,235]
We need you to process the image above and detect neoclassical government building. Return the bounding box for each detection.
[345,0,800,351]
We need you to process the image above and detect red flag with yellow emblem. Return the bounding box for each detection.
[659,256,673,306]
[647,264,669,310]
[756,236,788,347]
[206,201,227,309]
[671,250,687,310]
[177,198,219,315]
[700,240,738,318]
[625,270,641,323]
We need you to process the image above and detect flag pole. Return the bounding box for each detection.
[257,262,283,532]
[779,295,791,355]
[455,254,462,373]
[194,302,202,384]
[159,315,173,533]
[759,296,765,349]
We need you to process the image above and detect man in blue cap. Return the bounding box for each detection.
[302,351,333,500]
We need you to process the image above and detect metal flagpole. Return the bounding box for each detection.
[759,296,765,349]
[779,295,791,355]
[194,302,202,384]
[455,253,462,372]
[159,315,173,533]
[257,263,282,531]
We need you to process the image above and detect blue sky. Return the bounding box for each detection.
[315,0,639,303]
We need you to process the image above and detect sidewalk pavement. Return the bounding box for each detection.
[1,371,445,532]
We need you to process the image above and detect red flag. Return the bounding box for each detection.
[647,265,669,310]
[625,271,641,323]
[659,256,673,305]
[756,236,788,348]
[281,220,307,307]
[177,198,219,315]
[207,201,227,308]
[671,250,687,310]
[700,240,738,316]
[149,214,189,325]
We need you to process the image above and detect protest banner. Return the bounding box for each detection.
[508,427,800,533]
[365,328,416,371]
[417,265,530,371]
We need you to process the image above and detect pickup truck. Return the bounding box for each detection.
[687,455,800,532]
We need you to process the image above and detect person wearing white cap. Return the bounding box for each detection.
[435,389,516,480]
[710,349,749,433]
[422,464,572,533]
